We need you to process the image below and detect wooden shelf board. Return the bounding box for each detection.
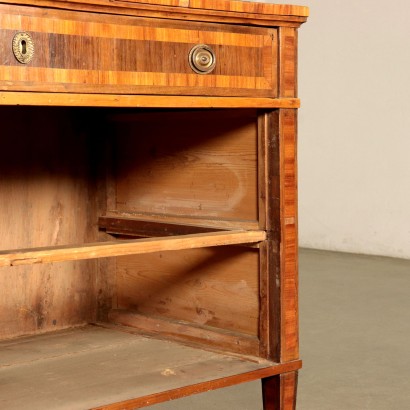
[99,216,224,237]
[106,210,261,231]
[0,325,301,410]
[0,230,266,267]
[0,92,300,109]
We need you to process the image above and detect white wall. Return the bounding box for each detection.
[247,0,410,259]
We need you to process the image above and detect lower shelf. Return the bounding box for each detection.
[0,325,301,410]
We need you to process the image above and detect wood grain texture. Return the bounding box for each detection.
[0,92,300,108]
[0,0,308,28]
[258,109,299,363]
[106,210,261,231]
[0,106,99,340]
[279,110,299,363]
[0,0,307,407]
[116,246,260,337]
[112,0,309,17]
[0,4,277,97]
[262,371,298,410]
[0,230,266,267]
[99,216,224,237]
[0,325,301,410]
[109,310,260,356]
[112,110,259,222]
[94,363,301,409]
[279,27,298,98]
[262,111,281,361]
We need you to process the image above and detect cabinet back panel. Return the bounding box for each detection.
[116,246,259,337]
[112,110,258,223]
[0,107,99,339]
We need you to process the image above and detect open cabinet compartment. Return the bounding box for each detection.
[0,106,296,409]
[0,0,308,406]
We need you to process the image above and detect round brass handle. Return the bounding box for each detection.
[189,44,216,74]
[12,32,35,64]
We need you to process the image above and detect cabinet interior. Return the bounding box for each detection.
[0,106,266,356]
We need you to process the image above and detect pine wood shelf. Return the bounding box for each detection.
[0,230,265,267]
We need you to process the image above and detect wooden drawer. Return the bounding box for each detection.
[0,4,277,97]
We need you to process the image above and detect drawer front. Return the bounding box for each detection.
[0,5,277,97]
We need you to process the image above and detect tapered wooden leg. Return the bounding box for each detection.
[262,371,298,410]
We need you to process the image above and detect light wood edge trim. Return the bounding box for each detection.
[0,93,300,109]
[0,0,308,27]
[90,359,302,409]
[0,230,266,267]
[113,0,310,17]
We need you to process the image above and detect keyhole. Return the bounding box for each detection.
[12,33,34,64]
[20,40,27,55]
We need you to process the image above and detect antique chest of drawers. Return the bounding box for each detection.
[0,1,308,409]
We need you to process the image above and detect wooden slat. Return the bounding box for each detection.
[109,310,260,356]
[99,216,223,237]
[0,92,299,108]
[0,230,266,267]
[107,210,260,231]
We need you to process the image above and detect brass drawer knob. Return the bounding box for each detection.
[189,44,216,74]
[12,32,35,64]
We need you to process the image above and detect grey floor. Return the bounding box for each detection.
[149,248,410,409]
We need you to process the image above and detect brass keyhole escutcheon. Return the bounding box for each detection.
[189,44,216,74]
[12,32,35,64]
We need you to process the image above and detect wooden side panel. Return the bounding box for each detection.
[0,4,277,97]
[279,27,298,98]
[279,110,299,362]
[259,108,299,362]
[116,246,260,337]
[113,110,258,223]
[0,107,99,339]
[256,26,300,364]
